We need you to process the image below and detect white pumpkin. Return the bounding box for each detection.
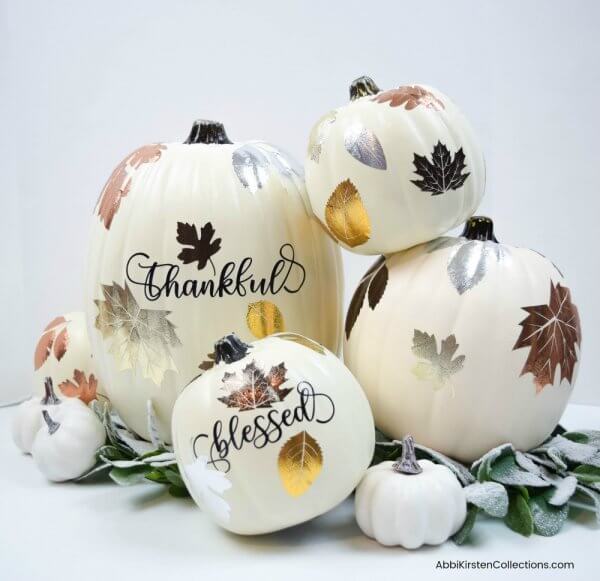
[305,76,486,255]
[33,312,101,404]
[172,332,374,535]
[31,402,106,482]
[344,217,582,463]
[85,120,342,442]
[356,436,466,548]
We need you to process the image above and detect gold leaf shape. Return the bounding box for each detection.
[411,330,465,390]
[325,179,371,248]
[275,332,326,355]
[278,431,323,497]
[95,282,181,385]
[246,300,285,339]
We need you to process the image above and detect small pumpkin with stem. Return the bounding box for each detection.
[355,435,467,549]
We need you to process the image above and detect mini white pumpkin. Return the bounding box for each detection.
[344,217,582,462]
[86,120,342,442]
[172,332,374,535]
[356,436,466,548]
[305,76,485,255]
[31,402,106,482]
[33,312,101,404]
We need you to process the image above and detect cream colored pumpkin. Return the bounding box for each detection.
[85,121,342,442]
[172,333,374,535]
[305,76,485,255]
[344,217,582,462]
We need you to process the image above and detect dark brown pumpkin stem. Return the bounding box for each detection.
[42,377,61,406]
[349,76,380,101]
[461,216,498,242]
[42,410,61,435]
[214,333,251,364]
[184,120,232,145]
[392,435,423,475]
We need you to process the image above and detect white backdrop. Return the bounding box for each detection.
[1,0,598,405]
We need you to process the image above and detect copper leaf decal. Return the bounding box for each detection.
[373,85,444,110]
[176,221,221,275]
[34,316,69,370]
[344,125,387,170]
[218,360,292,411]
[325,179,371,248]
[411,330,465,390]
[411,141,470,196]
[58,370,98,404]
[96,144,166,229]
[278,431,323,497]
[513,282,581,393]
[94,282,181,385]
[345,257,387,339]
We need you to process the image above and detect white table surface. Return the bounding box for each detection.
[1,404,598,581]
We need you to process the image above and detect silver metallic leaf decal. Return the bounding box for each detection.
[309,111,336,163]
[447,241,508,294]
[344,125,387,170]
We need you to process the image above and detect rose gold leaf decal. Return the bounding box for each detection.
[278,431,323,497]
[58,370,98,404]
[246,300,285,339]
[34,316,69,370]
[96,143,166,230]
[373,85,444,110]
[325,179,371,248]
[275,333,326,355]
[513,282,581,393]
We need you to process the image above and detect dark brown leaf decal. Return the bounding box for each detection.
[513,281,582,393]
[372,85,444,110]
[411,141,470,196]
[34,316,69,370]
[96,143,166,229]
[218,360,292,411]
[176,221,222,275]
[345,257,388,339]
[58,369,98,404]
[198,351,216,371]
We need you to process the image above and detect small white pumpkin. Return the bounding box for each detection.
[355,436,466,548]
[31,403,106,482]
[344,217,582,462]
[172,332,374,535]
[305,76,485,255]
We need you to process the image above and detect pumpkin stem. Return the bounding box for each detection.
[349,76,380,101]
[42,377,61,406]
[461,216,498,242]
[214,333,251,364]
[392,435,423,475]
[184,120,232,145]
[41,410,61,435]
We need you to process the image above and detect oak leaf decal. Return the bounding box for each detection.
[513,282,581,393]
[411,141,470,196]
[218,360,292,411]
[411,330,465,390]
[94,281,181,385]
[325,179,371,248]
[345,257,388,339]
[34,316,69,370]
[58,369,98,404]
[278,431,323,497]
[372,85,444,111]
[176,221,222,275]
[96,143,166,229]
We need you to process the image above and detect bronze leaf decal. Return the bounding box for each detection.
[34,316,69,370]
[278,431,323,497]
[58,370,98,404]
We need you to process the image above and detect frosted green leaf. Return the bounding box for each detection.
[490,455,550,488]
[529,493,569,536]
[465,482,509,517]
[452,505,479,545]
[472,443,515,481]
[505,492,534,536]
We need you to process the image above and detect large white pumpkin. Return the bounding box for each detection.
[172,332,374,535]
[305,76,486,255]
[85,120,343,442]
[344,217,582,462]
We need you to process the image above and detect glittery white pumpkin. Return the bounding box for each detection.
[85,120,342,442]
[344,217,582,462]
[305,76,486,255]
[172,332,375,535]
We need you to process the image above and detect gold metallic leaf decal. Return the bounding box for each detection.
[275,332,326,355]
[246,300,285,339]
[325,179,371,248]
[95,282,181,385]
[278,431,323,497]
[411,330,465,391]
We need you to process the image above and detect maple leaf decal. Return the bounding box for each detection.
[411,141,470,196]
[59,369,98,404]
[345,256,388,339]
[218,360,292,411]
[176,221,222,275]
[372,85,444,111]
[94,281,181,385]
[34,316,69,370]
[96,144,166,229]
[411,330,465,390]
[513,281,582,393]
